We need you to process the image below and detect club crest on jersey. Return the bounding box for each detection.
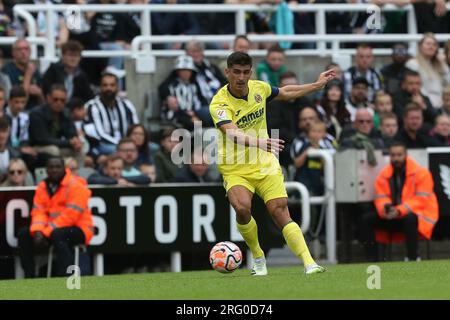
[254,94,262,103]
[217,109,227,120]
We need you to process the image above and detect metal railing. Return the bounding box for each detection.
[12,3,450,62]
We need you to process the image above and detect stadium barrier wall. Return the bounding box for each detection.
[0,184,291,278]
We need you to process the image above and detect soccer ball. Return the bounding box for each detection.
[209,241,242,273]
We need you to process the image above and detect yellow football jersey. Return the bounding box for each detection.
[209,80,281,177]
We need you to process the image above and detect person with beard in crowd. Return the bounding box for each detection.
[360,141,438,262]
[84,72,139,163]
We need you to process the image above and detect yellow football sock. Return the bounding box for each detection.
[282,221,316,267]
[236,216,265,259]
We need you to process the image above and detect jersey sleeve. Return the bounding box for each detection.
[209,99,234,128]
[261,81,279,102]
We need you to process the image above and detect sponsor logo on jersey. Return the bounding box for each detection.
[235,110,241,117]
[236,107,265,126]
[254,94,262,103]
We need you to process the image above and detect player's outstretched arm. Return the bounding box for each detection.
[218,122,284,154]
[275,69,336,101]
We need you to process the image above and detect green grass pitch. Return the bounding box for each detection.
[1,259,450,300]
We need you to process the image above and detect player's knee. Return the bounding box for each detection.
[233,202,252,221]
[268,199,288,214]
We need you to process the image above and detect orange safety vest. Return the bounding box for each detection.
[373,156,439,243]
[29,169,94,245]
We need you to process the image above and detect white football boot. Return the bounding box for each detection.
[305,263,327,275]
[251,257,268,276]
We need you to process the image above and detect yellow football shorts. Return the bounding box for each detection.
[223,170,288,203]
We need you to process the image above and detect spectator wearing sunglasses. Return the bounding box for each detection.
[0,158,34,187]
[340,108,385,164]
[28,84,84,166]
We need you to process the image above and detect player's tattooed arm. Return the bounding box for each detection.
[275,69,336,101]
[218,122,284,154]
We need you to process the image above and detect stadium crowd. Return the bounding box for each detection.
[2,33,450,190]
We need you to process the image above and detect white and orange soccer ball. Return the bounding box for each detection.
[209,241,242,273]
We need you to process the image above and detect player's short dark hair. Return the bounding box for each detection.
[401,69,421,82]
[9,86,27,99]
[227,52,252,68]
[0,116,10,130]
[403,102,423,118]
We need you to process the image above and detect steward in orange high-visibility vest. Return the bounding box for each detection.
[360,142,439,262]
[29,168,94,243]
[18,157,94,278]
[374,156,439,243]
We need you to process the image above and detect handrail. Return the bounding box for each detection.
[12,3,420,13]
[13,3,450,61]
[12,6,38,59]
[130,33,450,59]
[307,149,336,264]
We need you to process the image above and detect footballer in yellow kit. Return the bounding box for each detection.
[210,79,287,204]
[209,52,336,276]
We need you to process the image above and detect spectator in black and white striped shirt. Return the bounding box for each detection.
[343,44,382,103]
[84,72,139,161]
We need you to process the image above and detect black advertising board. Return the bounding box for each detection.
[0,184,285,255]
